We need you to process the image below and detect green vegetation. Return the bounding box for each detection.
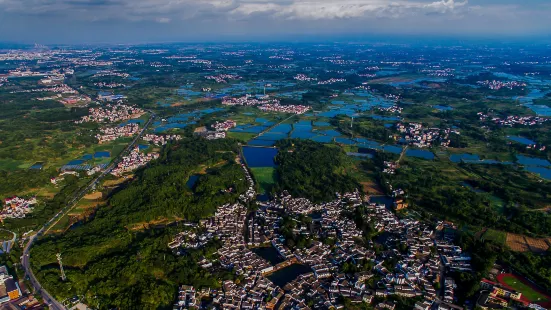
[250,167,276,194]
[500,275,549,302]
[274,139,359,202]
[30,138,247,308]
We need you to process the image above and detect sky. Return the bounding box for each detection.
[0,0,550,44]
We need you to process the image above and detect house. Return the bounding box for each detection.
[0,266,22,304]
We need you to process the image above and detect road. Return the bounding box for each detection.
[20,112,155,310]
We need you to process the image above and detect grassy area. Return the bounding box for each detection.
[481,229,506,245]
[0,230,14,241]
[250,167,276,194]
[500,274,550,302]
[227,132,256,142]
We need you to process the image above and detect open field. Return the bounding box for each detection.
[497,273,551,305]
[481,229,506,245]
[250,167,276,194]
[227,132,256,142]
[506,233,551,253]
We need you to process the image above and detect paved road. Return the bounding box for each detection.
[20,112,155,310]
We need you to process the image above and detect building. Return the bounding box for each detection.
[0,266,22,304]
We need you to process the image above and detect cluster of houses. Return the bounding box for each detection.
[476,80,526,90]
[212,120,237,132]
[238,163,257,203]
[168,227,214,252]
[222,95,280,106]
[205,74,241,83]
[378,105,402,114]
[111,147,159,176]
[174,188,469,309]
[383,161,398,174]
[91,70,129,78]
[95,123,139,143]
[294,74,317,82]
[142,134,182,146]
[421,68,455,77]
[9,84,77,94]
[76,102,144,124]
[258,103,310,115]
[1,196,37,220]
[395,123,460,148]
[317,78,346,85]
[477,112,549,127]
[93,82,126,88]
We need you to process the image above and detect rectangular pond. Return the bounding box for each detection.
[242,146,279,167]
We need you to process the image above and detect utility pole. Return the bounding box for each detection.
[57,253,67,281]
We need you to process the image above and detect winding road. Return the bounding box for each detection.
[20,112,155,310]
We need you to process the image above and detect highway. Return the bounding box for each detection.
[20,112,155,310]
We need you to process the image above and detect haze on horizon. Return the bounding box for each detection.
[0,0,550,44]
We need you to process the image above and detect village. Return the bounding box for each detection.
[95,123,140,143]
[1,197,37,220]
[395,123,460,148]
[171,182,473,310]
[76,102,144,124]
[111,146,160,176]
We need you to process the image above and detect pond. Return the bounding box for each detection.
[507,136,536,145]
[369,196,394,209]
[314,121,331,127]
[291,131,316,139]
[81,154,93,160]
[252,247,284,266]
[524,166,551,180]
[267,264,312,287]
[29,162,44,170]
[94,151,111,158]
[242,146,279,167]
[335,137,356,145]
[434,105,453,111]
[186,175,200,189]
[67,159,85,166]
[406,149,435,160]
[450,153,480,163]
[248,139,276,147]
[516,155,551,167]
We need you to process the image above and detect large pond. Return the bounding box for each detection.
[242,146,279,167]
[251,247,284,266]
[267,264,312,287]
[406,149,435,160]
[507,136,536,145]
[186,175,200,189]
[516,155,551,167]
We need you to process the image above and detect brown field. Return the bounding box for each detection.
[127,216,182,231]
[524,236,551,253]
[506,233,530,252]
[506,233,551,253]
[103,176,132,187]
[84,191,103,200]
[361,181,383,195]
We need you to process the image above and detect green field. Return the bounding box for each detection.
[0,230,14,241]
[481,229,506,245]
[250,167,276,194]
[501,274,550,302]
[227,132,257,142]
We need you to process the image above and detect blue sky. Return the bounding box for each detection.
[0,0,550,43]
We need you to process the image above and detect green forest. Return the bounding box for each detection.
[30,137,246,309]
[274,139,359,202]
